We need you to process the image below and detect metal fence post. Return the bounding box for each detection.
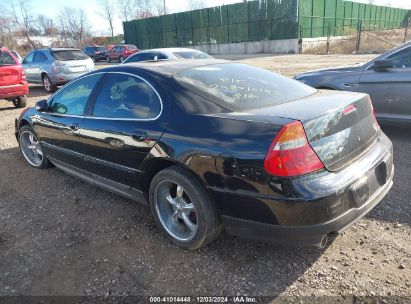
[404,17,410,43]
[326,23,331,54]
[355,19,362,54]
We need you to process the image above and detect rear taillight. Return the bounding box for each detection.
[264,121,324,177]
[368,97,379,131]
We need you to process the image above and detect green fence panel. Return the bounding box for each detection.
[208,6,228,27]
[191,9,208,28]
[123,21,137,45]
[299,0,313,38]
[161,14,175,32]
[312,0,325,37]
[177,29,193,46]
[175,11,192,30]
[162,32,176,47]
[192,28,208,45]
[146,17,162,34]
[209,25,229,44]
[229,23,249,43]
[228,2,248,24]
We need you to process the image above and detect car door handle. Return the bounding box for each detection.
[69,123,79,131]
[131,131,147,141]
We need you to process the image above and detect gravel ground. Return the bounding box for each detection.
[0,54,410,301]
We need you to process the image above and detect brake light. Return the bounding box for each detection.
[264,121,324,177]
[368,97,379,131]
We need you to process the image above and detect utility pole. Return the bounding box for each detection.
[163,0,166,15]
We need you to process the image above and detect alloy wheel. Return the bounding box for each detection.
[19,131,44,167]
[154,180,198,241]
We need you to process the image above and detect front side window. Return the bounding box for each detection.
[387,47,411,68]
[49,74,102,115]
[92,73,161,119]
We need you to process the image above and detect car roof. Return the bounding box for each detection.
[145,48,203,53]
[103,59,228,77]
[36,48,82,51]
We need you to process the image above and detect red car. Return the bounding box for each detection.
[0,46,28,108]
[106,44,139,63]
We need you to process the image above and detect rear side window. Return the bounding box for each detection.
[175,63,316,111]
[51,50,89,61]
[127,45,137,50]
[23,52,34,64]
[49,74,102,115]
[33,52,48,62]
[0,50,16,65]
[92,73,161,119]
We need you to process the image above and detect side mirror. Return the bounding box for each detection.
[371,59,394,70]
[154,55,158,61]
[35,99,48,112]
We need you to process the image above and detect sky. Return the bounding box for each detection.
[22,0,411,36]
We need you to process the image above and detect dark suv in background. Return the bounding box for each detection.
[82,45,107,62]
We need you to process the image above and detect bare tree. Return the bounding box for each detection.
[186,0,207,11]
[7,0,36,48]
[58,7,91,47]
[117,0,134,21]
[37,15,56,36]
[98,0,116,37]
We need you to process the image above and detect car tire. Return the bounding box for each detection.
[149,166,222,250]
[119,56,124,63]
[12,96,27,108]
[18,125,51,169]
[42,74,57,93]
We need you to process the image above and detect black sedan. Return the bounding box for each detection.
[15,60,394,250]
[294,41,411,122]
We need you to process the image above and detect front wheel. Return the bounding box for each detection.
[12,96,27,108]
[18,125,51,169]
[42,75,57,93]
[149,166,222,250]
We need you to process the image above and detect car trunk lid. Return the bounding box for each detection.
[0,49,21,87]
[247,91,379,172]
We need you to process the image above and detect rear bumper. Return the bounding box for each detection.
[0,83,29,99]
[223,167,393,247]
[49,71,91,85]
[220,132,394,247]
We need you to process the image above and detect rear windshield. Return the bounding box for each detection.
[173,51,212,59]
[52,50,89,61]
[174,63,316,111]
[127,45,137,50]
[0,50,17,65]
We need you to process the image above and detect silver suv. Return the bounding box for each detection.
[22,48,94,93]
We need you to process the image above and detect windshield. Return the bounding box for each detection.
[51,50,89,61]
[175,63,316,111]
[173,51,212,59]
[0,50,17,65]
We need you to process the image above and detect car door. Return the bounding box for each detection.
[79,72,166,199]
[33,73,104,176]
[357,46,411,119]
[32,51,49,83]
[22,51,35,82]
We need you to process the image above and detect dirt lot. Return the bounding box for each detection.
[0,54,410,301]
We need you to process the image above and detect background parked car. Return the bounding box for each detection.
[22,48,94,93]
[10,50,23,63]
[82,45,106,62]
[0,46,28,108]
[122,48,213,64]
[294,41,411,122]
[106,44,138,63]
